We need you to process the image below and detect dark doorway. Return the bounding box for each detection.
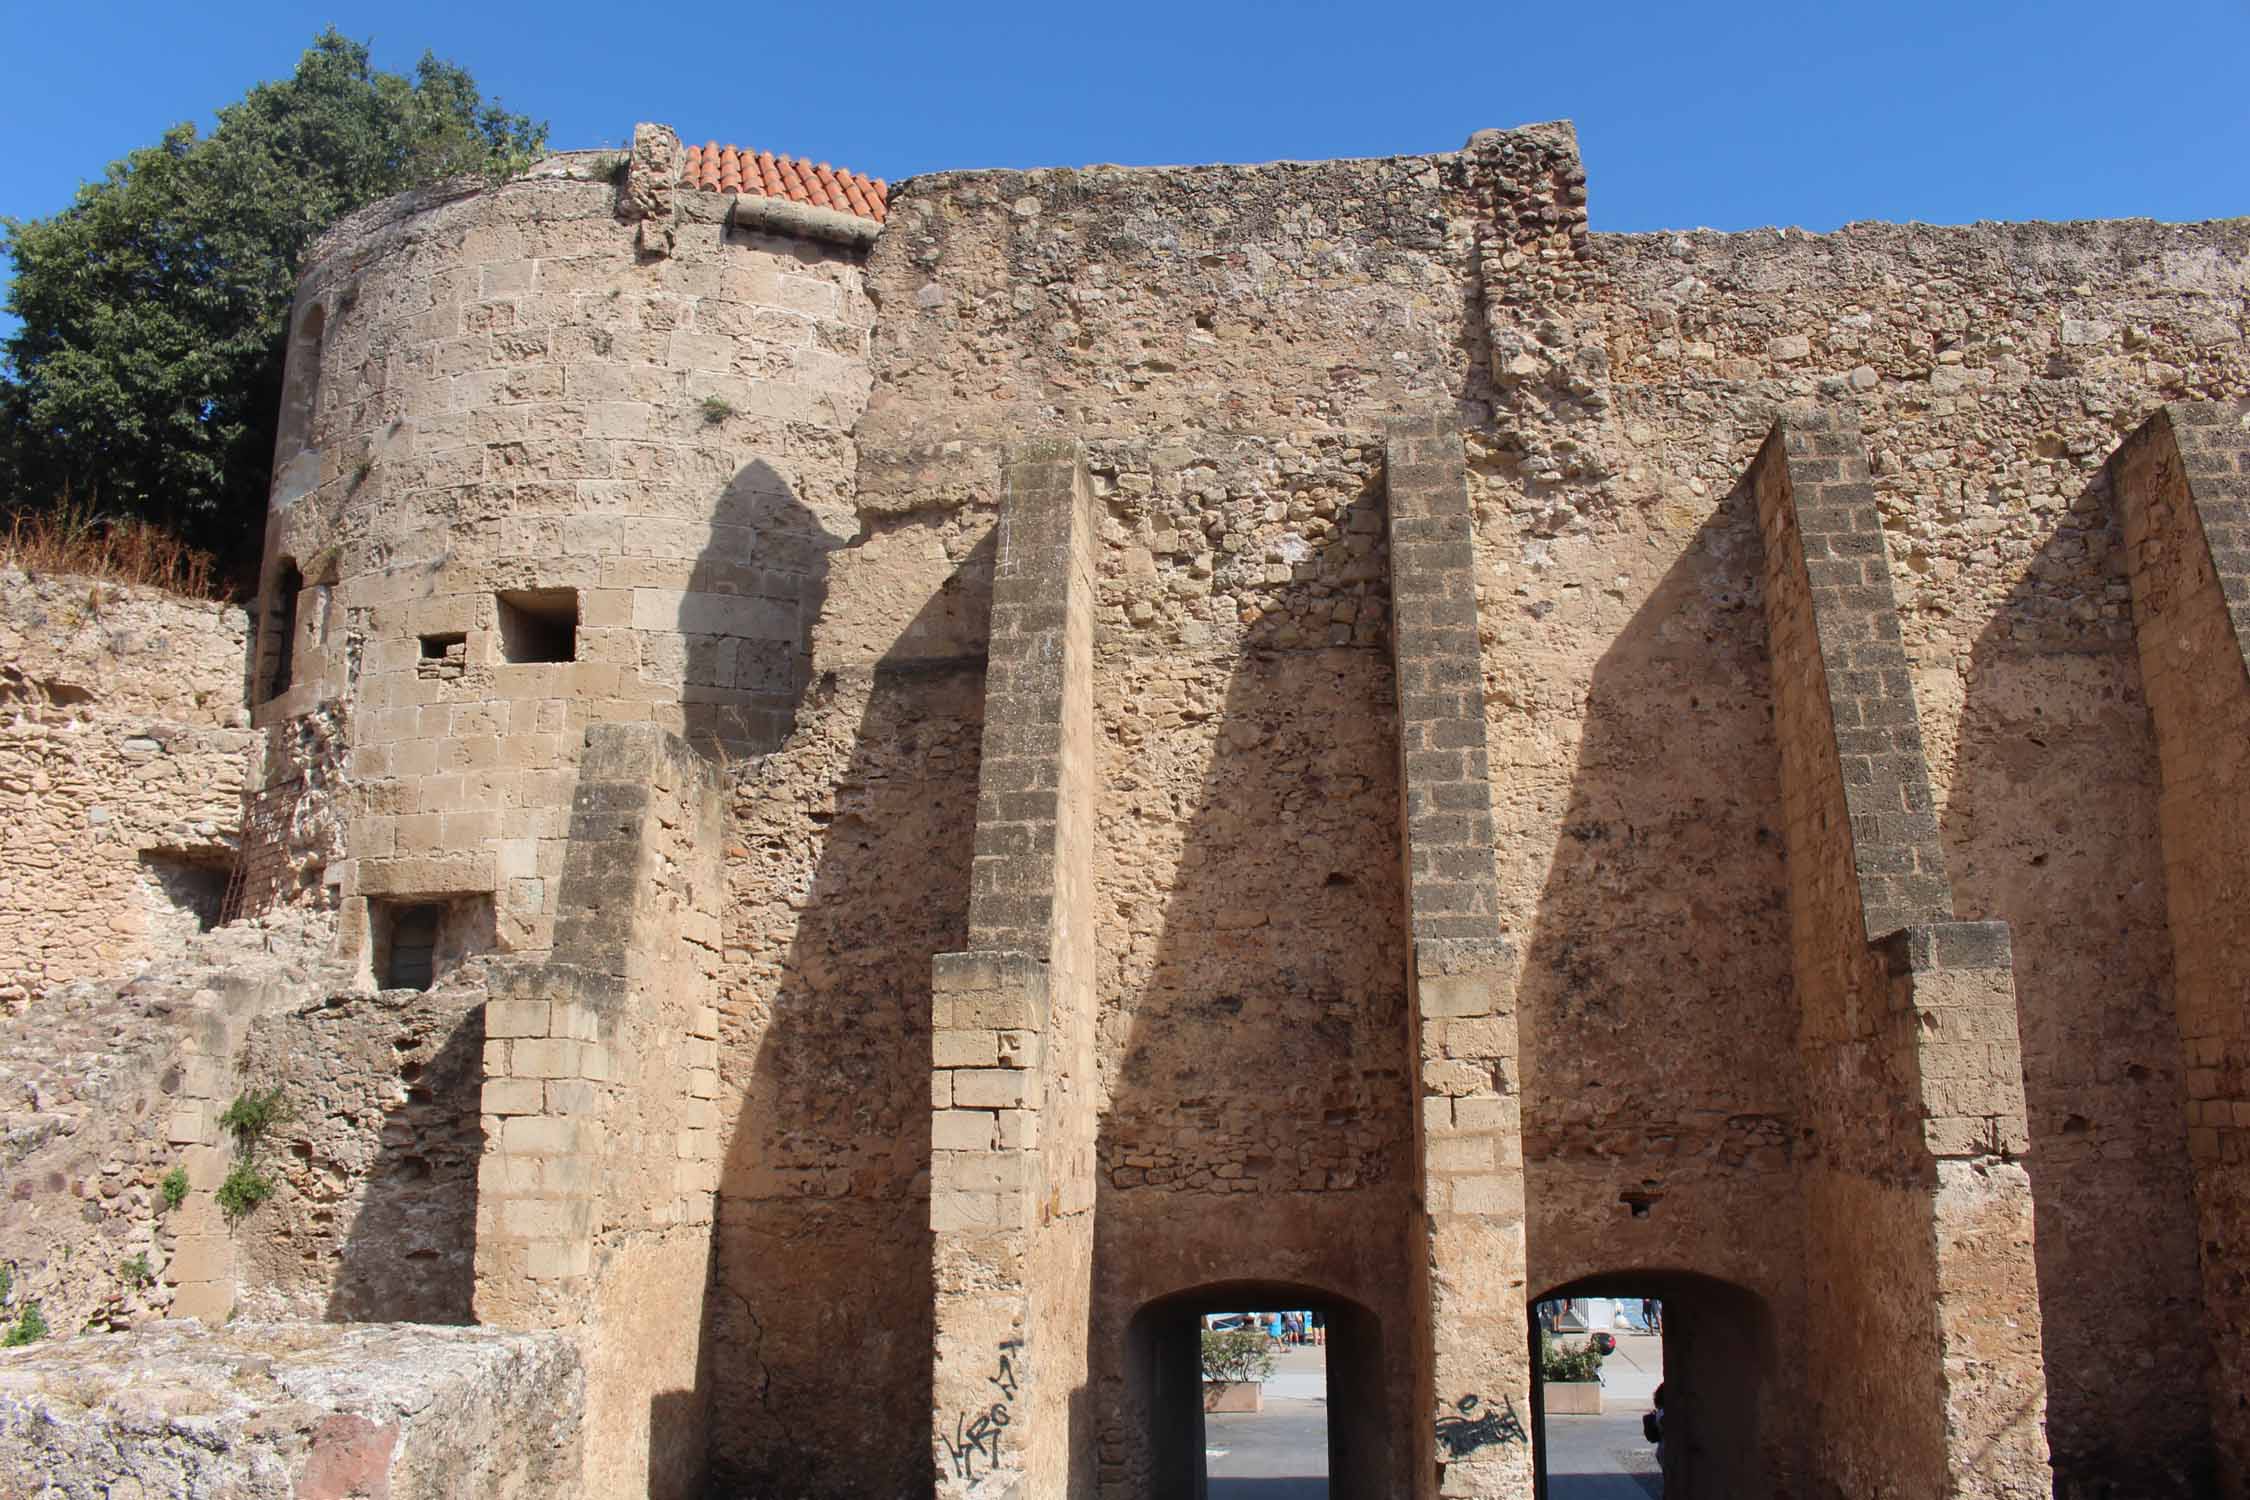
[1530,1272,1776,1500]
[1126,1281,1386,1500]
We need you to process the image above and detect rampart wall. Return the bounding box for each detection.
[4,117,2249,1500]
[0,571,251,1004]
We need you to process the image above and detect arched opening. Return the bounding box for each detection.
[1125,1280,1387,1500]
[1530,1271,1776,1500]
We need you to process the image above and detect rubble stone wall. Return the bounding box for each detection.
[2119,402,2250,1499]
[0,571,252,1006]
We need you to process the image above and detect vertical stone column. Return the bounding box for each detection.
[160,1003,242,1323]
[1753,408,2048,1499]
[472,722,724,1500]
[2116,401,2250,1499]
[1385,413,1533,1500]
[931,439,1100,1498]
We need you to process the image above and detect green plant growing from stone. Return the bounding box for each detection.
[215,1086,287,1222]
[700,395,738,425]
[160,1166,189,1211]
[1,1302,47,1347]
[216,1162,276,1222]
[119,1253,152,1289]
[220,1087,287,1147]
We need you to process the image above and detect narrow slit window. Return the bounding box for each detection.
[264,561,302,702]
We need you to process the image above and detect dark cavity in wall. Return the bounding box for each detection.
[496,588,578,664]
[137,848,232,935]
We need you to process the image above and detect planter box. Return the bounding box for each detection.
[1545,1380,1603,1415]
[1203,1379,1263,1413]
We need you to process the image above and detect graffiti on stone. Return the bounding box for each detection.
[941,1339,1025,1482]
[1435,1392,1526,1457]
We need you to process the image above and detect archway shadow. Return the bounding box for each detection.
[1127,1278,1384,1500]
[1942,457,2215,1499]
[1085,442,1418,1500]
[1531,1269,1772,1500]
[703,520,993,1497]
[1508,476,1802,1499]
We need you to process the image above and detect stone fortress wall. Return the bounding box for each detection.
[0,571,253,1004]
[0,118,2247,1500]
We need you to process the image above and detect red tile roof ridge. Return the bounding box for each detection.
[680,141,888,224]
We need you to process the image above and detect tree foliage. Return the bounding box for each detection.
[0,30,545,569]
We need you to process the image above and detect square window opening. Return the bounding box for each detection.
[419,631,466,660]
[496,589,578,664]
[371,896,492,992]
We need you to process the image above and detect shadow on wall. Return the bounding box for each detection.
[1942,462,2215,1499]
[320,982,487,1323]
[1511,480,1802,1499]
[703,527,992,1498]
[1087,462,1418,1500]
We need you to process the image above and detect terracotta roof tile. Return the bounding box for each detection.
[681,142,888,224]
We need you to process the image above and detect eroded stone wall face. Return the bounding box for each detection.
[2120,404,2250,1499]
[233,979,486,1324]
[847,149,1482,1494]
[0,572,252,1006]
[1494,217,2250,1495]
[708,662,983,1497]
[258,143,870,969]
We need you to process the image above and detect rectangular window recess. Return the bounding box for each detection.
[383,903,442,991]
[419,632,467,659]
[495,588,578,664]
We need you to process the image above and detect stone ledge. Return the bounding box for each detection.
[0,1320,584,1500]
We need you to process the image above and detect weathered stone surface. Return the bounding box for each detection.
[0,569,253,1006]
[6,115,2250,1500]
[0,1320,583,1498]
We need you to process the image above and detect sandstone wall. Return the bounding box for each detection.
[257,134,870,970]
[233,975,487,1323]
[473,723,725,1500]
[2118,403,2250,1498]
[0,913,340,1345]
[0,570,252,1006]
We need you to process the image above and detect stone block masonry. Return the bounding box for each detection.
[2117,401,2250,1500]
[931,439,1101,1498]
[472,722,724,1500]
[1752,407,2048,1499]
[1386,414,1534,1500]
[12,115,2250,1500]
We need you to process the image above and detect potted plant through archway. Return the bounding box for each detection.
[1542,1331,1606,1415]
[1201,1326,1276,1413]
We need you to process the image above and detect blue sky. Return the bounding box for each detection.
[2,0,2246,276]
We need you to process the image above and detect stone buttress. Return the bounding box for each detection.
[1386,414,1536,1498]
[1750,407,2049,1499]
[2114,401,2250,1500]
[929,440,1103,1498]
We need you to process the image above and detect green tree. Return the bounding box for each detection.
[0,30,545,568]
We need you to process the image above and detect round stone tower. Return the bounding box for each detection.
[248,124,884,972]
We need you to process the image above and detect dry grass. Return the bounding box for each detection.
[2,503,223,600]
